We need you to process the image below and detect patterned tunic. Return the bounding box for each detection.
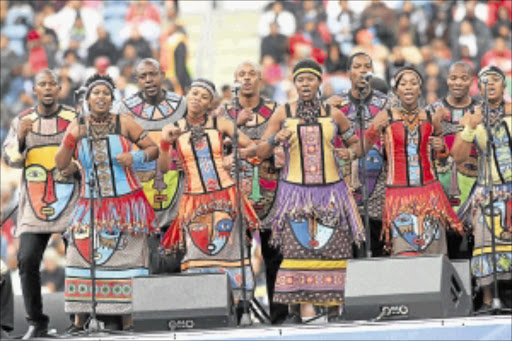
[458,106,511,286]
[427,98,479,209]
[64,114,156,315]
[336,90,388,219]
[114,90,187,227]
[2,105,79,236]
[161,117,260,300]
[268,104,364,306]
[224,98,279,221]
[382,109,462,255]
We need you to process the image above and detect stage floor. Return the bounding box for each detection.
[45,315,511,340]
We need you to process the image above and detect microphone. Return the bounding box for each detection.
[74,87,87,100]
[480,76,488,84]
[232,82,242,95]
[362,73,373,82]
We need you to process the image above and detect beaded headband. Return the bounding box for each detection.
[394,67,423,89]
[86,79,114,99]
[293,67,322,80]
[191,80,216,98]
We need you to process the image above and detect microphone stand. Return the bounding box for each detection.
[356,84,372,258]
[232,86,252,326]
[74,91,105,334]
[479,79,510,315]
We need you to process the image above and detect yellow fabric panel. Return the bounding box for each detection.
[283,118,303,183]
[25,145,58,169]
[473,245,512,256]
[59,109,76,121]
[280,259,347,270]
[283,117,340,184]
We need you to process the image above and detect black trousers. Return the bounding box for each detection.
[17,233,51,326]
[0,269,14,331]
[260,229,288,323]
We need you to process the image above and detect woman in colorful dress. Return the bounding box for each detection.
[365,66,463,256]
[257,60,365,322]
[453,66,511,310]
[159,79,260,302]
[55,74,159,331]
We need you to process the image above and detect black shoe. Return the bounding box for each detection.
[282,313,302,325]
[476,303,493,315]
[64,324,84,336]
[328,314,344,323]
[22,324,48,340]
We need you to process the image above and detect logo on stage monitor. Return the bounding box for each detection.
[380,305,409,318]
[168,319,195,330]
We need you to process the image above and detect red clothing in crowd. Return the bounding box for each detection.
[481,48,512,77]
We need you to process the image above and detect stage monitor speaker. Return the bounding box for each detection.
[13,293,68,336]
[344,255,472,321]
[133,273,236,331]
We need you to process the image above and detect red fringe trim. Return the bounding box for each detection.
[162,186,260,252]
[383,181,463,246]
[69,190,158,234]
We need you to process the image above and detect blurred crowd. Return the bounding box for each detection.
[1,0,512,296]
[256,0,512,105]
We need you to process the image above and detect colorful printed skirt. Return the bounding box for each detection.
[458,183,512,287]
[383,181,463,256]
[268,180,364,306]
[64,189,156,314]
[162,185,260,301]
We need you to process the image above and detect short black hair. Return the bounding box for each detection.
[347,52,373,70]
[449,61,473,76]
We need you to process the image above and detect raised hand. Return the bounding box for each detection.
[236,108,254,127]
[115,152,134,167]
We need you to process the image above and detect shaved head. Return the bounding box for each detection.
[34,68,59,84]
[234,61,261,79]
[136,58,161,74]
[449,61,473,76]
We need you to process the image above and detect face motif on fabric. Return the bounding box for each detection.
[360,147,383,194]
[289,215,335,250]
[392,213,441,251]
[24,146,75,221]
[73,225,123,265]
[482,201,511,241]
[189,211,234,255]
[493,126,512,182]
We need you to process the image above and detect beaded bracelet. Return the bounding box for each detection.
[63,132,77,149]
[460,126,476,143]
[268,133,279,147]
[364,125,380,145]
[160,140,171,152]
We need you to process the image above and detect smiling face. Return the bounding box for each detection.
[294,72,321,101]
[186,86,213,116]
[447,64,472,100]
[235,63,261,97]
[396,72,421,107]
[33,72,60,108]
[87,84,113,115]
[136,62,163,99]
